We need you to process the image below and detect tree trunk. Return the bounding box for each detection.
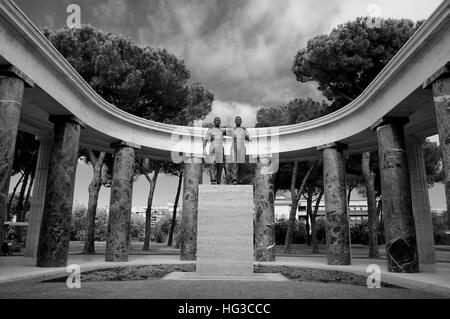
[283,161,317,254]
[14,169,30,242]
[15,169,30,222]
[168,172,183,247]
[305,209,311,246]
[347,184,353,205]
[284,198,299,253]
[83,151,105,254]
[305,188,314,246]
[24,169,35,213]
[311,190,323,254]
[362,151,379,258]
[377,197,383,222]
[7,173,24,220]
[143,168,159,251]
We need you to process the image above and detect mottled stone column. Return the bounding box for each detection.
[105,141,140,262]
[372,117,419,273]
[406,137,436,264]
[428,67,450,229]
[254,158,275,262]
[36,116,83,267]
[24,134,53,257]
[0,66,33,243]
[317,143,351,265]
[180,157,203,260]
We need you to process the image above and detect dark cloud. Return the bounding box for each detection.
[13,0,440,124]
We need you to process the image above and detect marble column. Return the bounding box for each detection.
[24,134,53,257]
[317,142,351,265]
[180,157,202,260]
[406,137,436,264]
[430,71,450,229]
[254,157,276,262]
[372,117,419,273]
[36,116,83,267]
[105,141,140,262]
[0,66,33,243]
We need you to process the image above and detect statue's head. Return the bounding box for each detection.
[213,117,221,127]
[235,116,242,127]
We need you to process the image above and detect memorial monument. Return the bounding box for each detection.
[165,116,284,281]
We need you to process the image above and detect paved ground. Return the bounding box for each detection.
[0,278,445,299]
[1,242,449,299]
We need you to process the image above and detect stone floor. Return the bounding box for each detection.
[0,242,449,298]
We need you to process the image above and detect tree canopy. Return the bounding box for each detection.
[256,97,330,128]
[44,25,213,124]
[292,18,423,109]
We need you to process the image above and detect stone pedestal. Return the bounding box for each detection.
[196,185,253,276]
[254,159,276,262]
[406,137,436,264]
[24,134,53,257]
[180,160,202,260]
[105,141,139,262]
[318,143,351,265]
[372,117,419,273]
[0,66,32,243]
[36,116,83,267]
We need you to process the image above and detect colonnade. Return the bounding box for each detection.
[0,63,449,272]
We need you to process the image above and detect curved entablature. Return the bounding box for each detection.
[0,0,449,162]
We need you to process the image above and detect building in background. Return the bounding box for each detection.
[131,202,181,227]
[275,194,371,226]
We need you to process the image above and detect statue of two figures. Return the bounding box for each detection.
[203,116,250,185]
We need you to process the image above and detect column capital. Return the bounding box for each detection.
[110,140,141,150]
[0,65,34,88]
[316,142,348,152]
[423,61,450,89]
[49,115,85,128]
[371,116,409,131]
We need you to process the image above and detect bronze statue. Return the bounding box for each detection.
[229,116,250,185]
[203,117,226,184]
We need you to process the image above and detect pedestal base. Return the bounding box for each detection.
[162,272,289,282]
[197,185,253,276]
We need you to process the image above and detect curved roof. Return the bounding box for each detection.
[1,0,449,161]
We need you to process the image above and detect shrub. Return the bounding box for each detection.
[70,205,87,241]
[274,216,307,245]
[350,220,369,245]
[94,208,108,241]
[274,216,288,245]
[152,214,172,243]
[432,211,449,245]
[70,205,147,242]
[315,217,326,243]
[130,213,146,242]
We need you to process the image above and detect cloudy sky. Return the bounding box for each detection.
[15,0,443,126]
[12,0,446,208]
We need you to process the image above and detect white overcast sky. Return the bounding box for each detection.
[12,0,446,208]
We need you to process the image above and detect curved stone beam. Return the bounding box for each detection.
[0,0,449,160]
